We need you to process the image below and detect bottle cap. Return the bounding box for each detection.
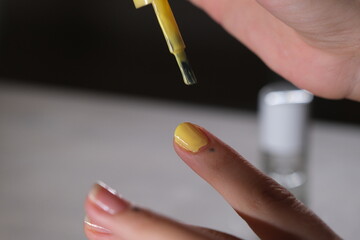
[259,82,313,156]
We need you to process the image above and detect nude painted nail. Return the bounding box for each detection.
[88,181,129,215]
[84,216,112,234]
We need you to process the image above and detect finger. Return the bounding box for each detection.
[187,0,321,96]
[187,0,286,49]
[173,122,340,240]
[84,215,114,240]
[188,0,269,44]
[191,226,243,240]
[84,182,214,240]
[190,0,360,51]
[189,0,360,100]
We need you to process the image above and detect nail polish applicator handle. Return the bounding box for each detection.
[133,0,197,85]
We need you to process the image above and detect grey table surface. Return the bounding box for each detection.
[0,83,359,240]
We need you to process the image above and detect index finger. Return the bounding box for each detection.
[173,122,340,240]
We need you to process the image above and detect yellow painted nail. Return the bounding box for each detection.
[174,122,208,153]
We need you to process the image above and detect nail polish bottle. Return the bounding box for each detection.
[258,81,313,204]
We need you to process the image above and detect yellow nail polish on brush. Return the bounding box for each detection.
[133,0,197,85]
[174,122,208,153]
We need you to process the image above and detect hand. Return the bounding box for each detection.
[189,0,360,101]
[84,122,340,240]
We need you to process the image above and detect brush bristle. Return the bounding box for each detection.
[180,61,197,85]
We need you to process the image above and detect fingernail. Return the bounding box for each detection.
[174,122,208,153]
[88,181,129,215]
[84,216,112,234]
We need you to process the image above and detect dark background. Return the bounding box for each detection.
[0,0,359,125]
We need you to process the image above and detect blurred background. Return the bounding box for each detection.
[0,0,359,124]
[0,1,360,240]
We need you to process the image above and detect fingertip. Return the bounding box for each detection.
[84,216,112,236]
[84,228,113,240]
[173,122,210,153]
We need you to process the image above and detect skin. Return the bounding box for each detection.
[190,0,360,101]
[84,125,340,240]
[84,1,360,239]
